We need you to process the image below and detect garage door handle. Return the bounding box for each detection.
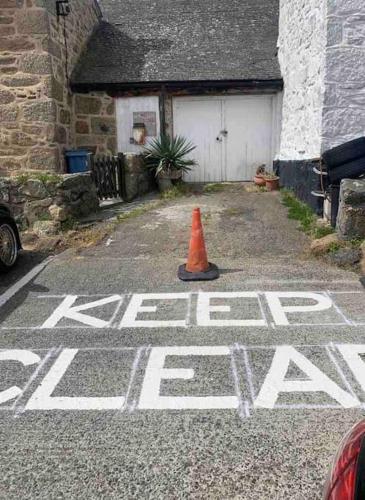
[216,137,222,142]
[220,130,228,136]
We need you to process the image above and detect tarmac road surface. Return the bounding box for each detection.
[0,185,364,499]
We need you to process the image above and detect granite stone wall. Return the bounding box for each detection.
[337,178,365,239]
[0,172,99,231]
[0,0,101,176]
[74,92,117,155]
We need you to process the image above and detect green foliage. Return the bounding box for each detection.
[16,172,61,185]
[159,182,192,200]
[37,212,52,222]
[281,189,335,238]
[328,242,341,253]
[143,135,197,177]
[203,183,226,193]
[61,217,78,232]
[263,172,279,180]
[350,238,364,248]
[225,207,241,216]
[312,225,335,239]
[116,201,162,222]
[281,190,316,233]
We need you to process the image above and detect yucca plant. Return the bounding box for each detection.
[143,135,197,178]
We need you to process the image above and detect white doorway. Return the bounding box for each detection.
[173,95,276,182]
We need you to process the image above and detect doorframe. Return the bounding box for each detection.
[172,94,282,176]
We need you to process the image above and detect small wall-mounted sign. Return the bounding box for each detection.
[132,122,146,145]
[133,111,157,137]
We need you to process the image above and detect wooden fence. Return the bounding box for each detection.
[90,153,127,201]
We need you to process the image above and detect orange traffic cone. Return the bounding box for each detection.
[178,208,219,281]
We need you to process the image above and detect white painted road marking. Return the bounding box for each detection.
[120,293,191,328]
[16,290,360,330]
[0,344,362,413]
[0,350,40,405]
[265,292,334,326]
[138,346,239,410]
[26,349,126,410]
[0,257,53,308]
[337,345,365,393]
[196,292,267,327]
[254,345,360,409]
[41,295,123,329]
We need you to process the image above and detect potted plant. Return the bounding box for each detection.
[253,165,267,186]
[264,172,280,191]
[143,135,197,192]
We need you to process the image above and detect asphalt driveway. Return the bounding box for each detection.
[0,184,364,499]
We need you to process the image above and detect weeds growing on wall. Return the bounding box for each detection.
[16,172,62,185]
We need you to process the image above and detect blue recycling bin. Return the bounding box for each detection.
[65,149,90,174]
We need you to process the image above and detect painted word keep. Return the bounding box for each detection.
[39,291,347,329]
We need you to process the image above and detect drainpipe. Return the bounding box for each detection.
[159,85,167,137]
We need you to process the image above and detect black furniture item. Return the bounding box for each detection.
[312,137,365,227]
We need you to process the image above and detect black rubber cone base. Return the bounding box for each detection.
[178,263,219,281]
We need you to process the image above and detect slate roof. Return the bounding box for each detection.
[71,0,281,87]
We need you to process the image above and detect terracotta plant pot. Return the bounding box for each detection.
[265,177,280,191]
[253,175,266,187]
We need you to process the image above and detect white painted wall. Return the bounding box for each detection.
[278,0,327,160]
[278,0,365,159]
[116,96,160,153]
[322,0,365,151]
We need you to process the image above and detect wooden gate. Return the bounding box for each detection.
[90,153,127,201]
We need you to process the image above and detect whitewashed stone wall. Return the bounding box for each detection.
[278,0,365,160]
[278,0,327,160]
[322,0,365,151]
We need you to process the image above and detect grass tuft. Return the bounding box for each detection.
[116,201,162,222]
[61,216,78,232]
[159,182,193,200]
[16,172,62,185]
[327,242,341,253]
[312,225,335,239]
[203,183,226,193]
[281,189,334,237]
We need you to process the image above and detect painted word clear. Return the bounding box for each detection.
[0,344,365,414]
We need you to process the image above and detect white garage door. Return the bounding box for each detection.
[173,96,275,182]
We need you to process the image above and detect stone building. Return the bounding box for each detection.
[1,0,365,207]
[276,0,365,209]
[0,0,115,174]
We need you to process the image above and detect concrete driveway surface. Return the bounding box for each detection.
[0,184,364,499]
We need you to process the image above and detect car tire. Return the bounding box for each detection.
[0,221,19,272]
[323,137,365,169]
